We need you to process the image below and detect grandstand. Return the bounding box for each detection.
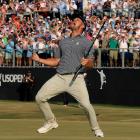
[0,0,139,68]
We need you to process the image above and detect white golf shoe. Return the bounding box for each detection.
[37,121,58,134]
[94,129,104,137]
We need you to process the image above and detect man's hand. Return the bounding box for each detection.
[32,53,60,67]
[32,53,40,62]
[81,58,93,68]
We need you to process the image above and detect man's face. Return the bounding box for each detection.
[70,18,84,31]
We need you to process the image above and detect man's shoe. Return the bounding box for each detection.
[94,129,104,137]
[37,121,58,134]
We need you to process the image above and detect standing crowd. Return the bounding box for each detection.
[0,0,139,67]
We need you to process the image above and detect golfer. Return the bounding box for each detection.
[32,17,104,137]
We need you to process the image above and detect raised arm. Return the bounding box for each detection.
[32,53,60,67]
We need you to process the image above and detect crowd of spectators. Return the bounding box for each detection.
[0,0,139,67]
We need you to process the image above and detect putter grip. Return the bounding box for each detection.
[69,65,83,86]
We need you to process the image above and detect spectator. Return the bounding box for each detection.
[21,37,29,66]
[122,0,129,17]
[15,41,23,66]
[0,38,5,66]
[51,0,60,18]
[5,35,14,66]
[132,35,140,67]
[58,0,67,18]
[109,14,116,30]
[27,40,33,66]
[128,33,135,66]
[101,29,110,66]
[69,0,78,15]
[36,36,46,59]
[103,0,111,17]
[111,0,117,16]
[119,33,129,67]
[96,0,104,18]
[0,0,139,68]
[109,33,119,67]
[128,0,137,18]
[93,35,100,67]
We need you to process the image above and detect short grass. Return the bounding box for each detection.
[0,101,140,140]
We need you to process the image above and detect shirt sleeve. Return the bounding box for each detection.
[53,41,61,58]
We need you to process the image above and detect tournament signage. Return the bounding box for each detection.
[0,73,23,86]
[0,68,140,106]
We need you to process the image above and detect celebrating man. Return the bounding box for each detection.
[32,17,104,137]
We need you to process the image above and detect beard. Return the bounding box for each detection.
[69,23,79,31]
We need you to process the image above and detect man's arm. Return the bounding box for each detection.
[32,53,60,67]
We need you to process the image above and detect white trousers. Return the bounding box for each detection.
[36,74,100,131]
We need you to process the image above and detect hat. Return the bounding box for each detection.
[39,16,43,19]
[37,34,44,38]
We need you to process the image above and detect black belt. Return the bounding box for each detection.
[58,72,84,75]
